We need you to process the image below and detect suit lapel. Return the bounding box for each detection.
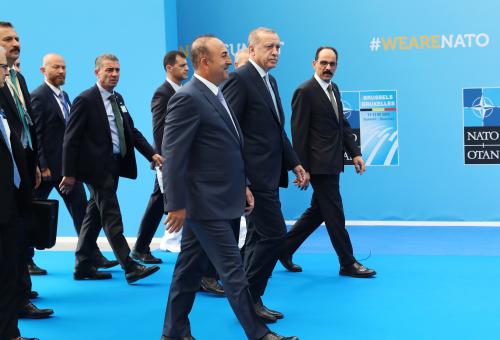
[43,83,66,123]
[311,78,339,125]
[91,85,114,141]
[193,78,241,145]
[1,86,21,125]
[246,63,281,127]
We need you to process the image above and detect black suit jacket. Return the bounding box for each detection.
[62,85,155,186]
[222,62,300,190]
[291,77,360,175]
[151,81,175,154]
[0,112,32,225]
[0,71,38,184]
[162,77,246,220]
[31,83,71,179]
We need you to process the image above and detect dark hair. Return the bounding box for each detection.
[315,46,338,61]
[163,50,186,70]
[0,22,14,28]
[190,34,216,69]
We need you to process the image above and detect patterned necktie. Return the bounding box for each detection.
[8,68,33,149]
[216,89,239,138]
[0,109,21,188]
[57,92,70,122]
[263,74,280,122]
[108,95,127,157]
[327,84,340,121]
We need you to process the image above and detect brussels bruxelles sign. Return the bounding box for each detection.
[341,90,399,166]
[463,88,500,164]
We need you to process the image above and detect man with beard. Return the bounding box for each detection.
[31,53,118,270]
[0,21,53,320]
[280,46,376,278]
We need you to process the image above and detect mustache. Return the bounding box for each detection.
[323,70,333,76]
[10,47,20,52]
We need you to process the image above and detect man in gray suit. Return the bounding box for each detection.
[161,35,297,340]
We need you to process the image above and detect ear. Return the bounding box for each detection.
[40,66,45,75]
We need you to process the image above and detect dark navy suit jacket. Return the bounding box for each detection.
[222,62,300,191]
[162,77,246,220]
[31,83,71,179]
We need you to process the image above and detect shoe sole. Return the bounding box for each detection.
[199,287,225,297]
[73,274,112,280]
[96,262,119,269]
[29,272,48,276]
[18,312,54,319]
[126,266,160,284]
[131,254,163,265]
[339,271,376,278]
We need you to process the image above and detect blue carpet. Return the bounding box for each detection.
[20,227,500,340]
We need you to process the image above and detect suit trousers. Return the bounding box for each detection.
[75,159,132,270]
[0,202,21,339]
[284,174,355,266]
[244,189,287,301]
[134,177,164,253]
[163,218,269,340]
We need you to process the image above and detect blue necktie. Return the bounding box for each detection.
[57,92,70,122]
[0,109,21,188]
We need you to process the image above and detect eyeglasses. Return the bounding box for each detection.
[318,61,337,67]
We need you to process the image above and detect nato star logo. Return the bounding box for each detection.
[471,96,494,120]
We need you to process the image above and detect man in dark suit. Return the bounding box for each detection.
[0,21,53,320]
[222,27,308,323]
[161,35,297,340]
[132,50,188,264]
[0,45,39,340]
[31,53,117,270]
[280,46,376,278]
[60,54,161,284]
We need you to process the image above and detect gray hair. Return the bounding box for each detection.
[95,53,119,70]
[234,48,249,64]
[248,27,277,46]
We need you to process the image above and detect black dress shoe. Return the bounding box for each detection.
[74,266,112,280]
[262,304,284,319]
[259,331,299,340]
[131,250,163,264]
[125,261,160,284]
[339,261,376,278]
[12,337,40,340]
[254,301,277,323]
[94,254,119,269]
[18,302,54,319]
[199,277,225,296]
[27,260,47,275]
[279,255,302,273]
[29,291,39,299]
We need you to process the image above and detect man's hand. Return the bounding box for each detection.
[35,166,42,189]
[244,187,254,216]
[41,168,52,180]
[164,209,185,233]
[293,165,309,190]
[152,154,164,169]
[353,156,366,175]
[59,176,76,194]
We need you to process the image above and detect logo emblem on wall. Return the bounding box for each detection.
[341,90,399,166]
[463,88,500,164]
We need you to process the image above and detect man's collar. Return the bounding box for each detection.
[96,81,113,97]
[45,80,62,95]
[314,73,331,91]
[193,73,219,96]
[249,59,267,78]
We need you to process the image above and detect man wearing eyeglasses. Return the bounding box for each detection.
[279,46,376,278]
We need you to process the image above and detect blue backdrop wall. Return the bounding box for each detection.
[175,0,500,222]
[7,0,500,237]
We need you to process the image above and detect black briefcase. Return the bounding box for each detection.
[28,199,59,250]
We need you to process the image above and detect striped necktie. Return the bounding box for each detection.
[8,68,33,149]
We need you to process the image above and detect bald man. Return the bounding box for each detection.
[234,48,249,69]
[31,54,117,270]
